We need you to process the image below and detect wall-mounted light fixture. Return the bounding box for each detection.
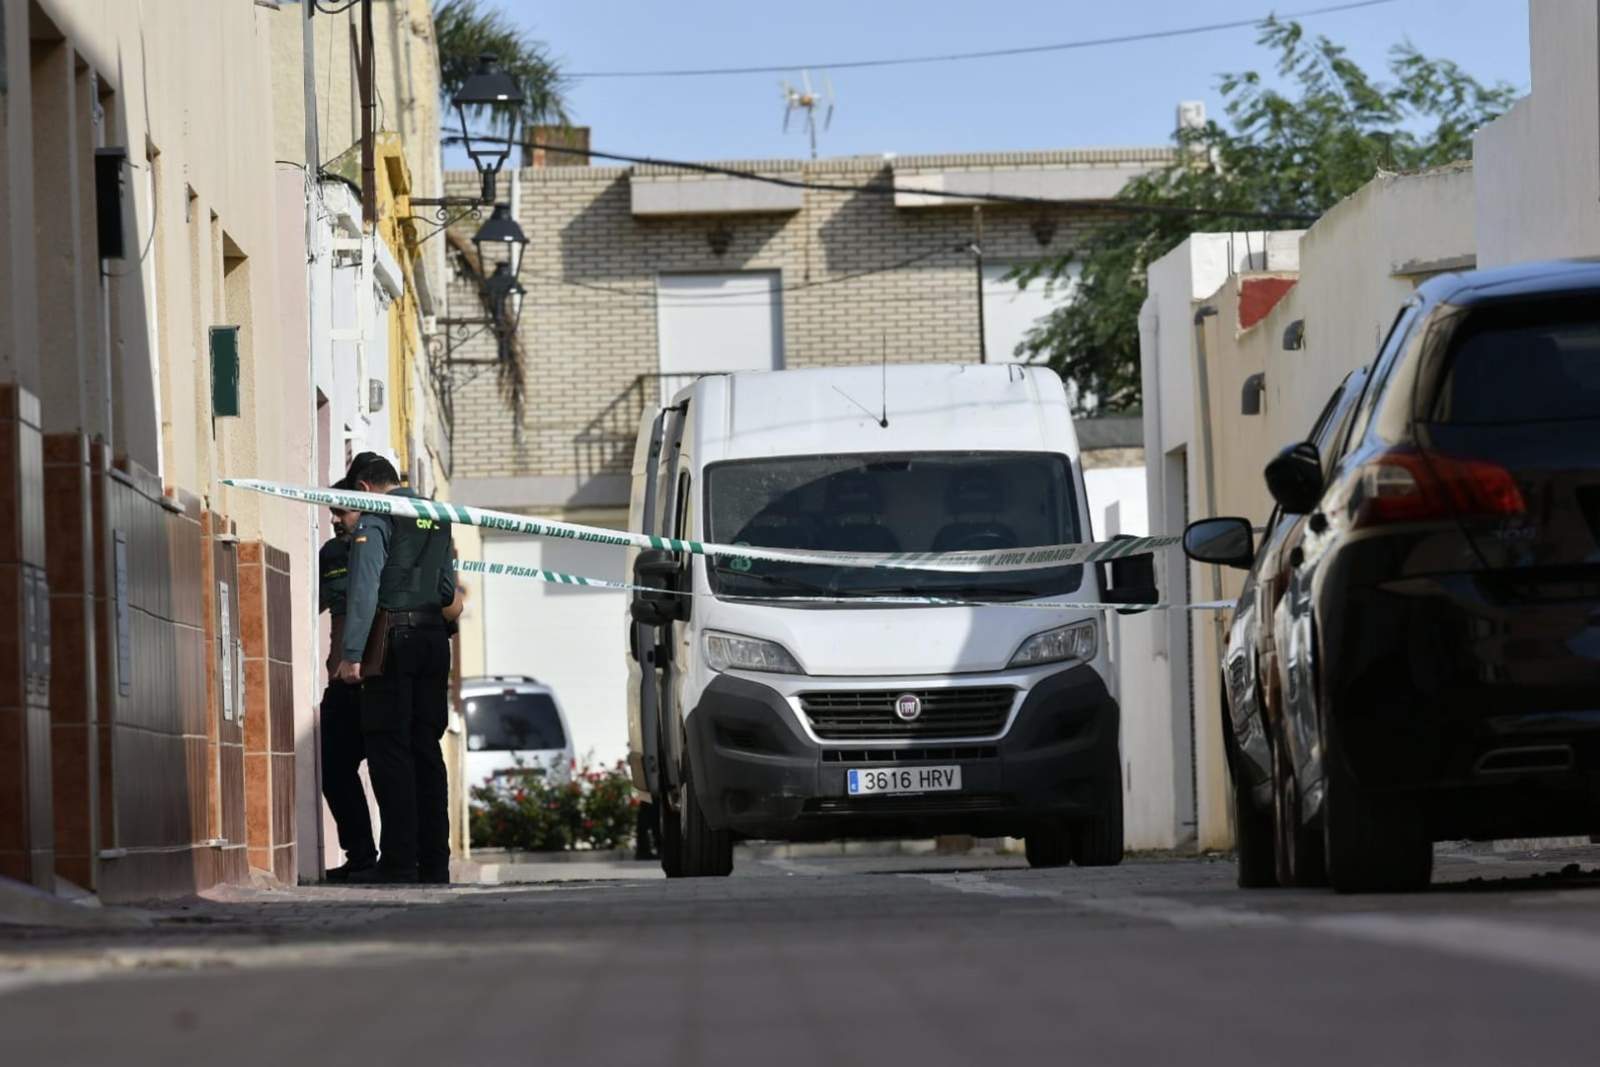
[1241,372,1266,416]
[452,55,525,204]
[1282,319,1306,351]
[706,224,733,257]
[1030,215,1057,248]
[94,147,129,260]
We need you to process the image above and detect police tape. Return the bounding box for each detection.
[224,477,1179,575]
[451,559,1233,612]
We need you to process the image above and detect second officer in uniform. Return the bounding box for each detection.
[319,477,377,881]
[336,452,457,884]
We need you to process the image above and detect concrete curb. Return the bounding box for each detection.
[0,876,156,929]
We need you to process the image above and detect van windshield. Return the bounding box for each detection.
[703,452,1084,601]
[465,692,566,751]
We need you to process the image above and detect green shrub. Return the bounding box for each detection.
[470,759,639,852]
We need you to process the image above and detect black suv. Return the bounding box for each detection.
[1186,260,1600,893]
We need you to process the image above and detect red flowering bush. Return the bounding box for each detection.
[470,759,638,851]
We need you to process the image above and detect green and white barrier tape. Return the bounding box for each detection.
[225,478,1179,574]
[451,559,1233,612]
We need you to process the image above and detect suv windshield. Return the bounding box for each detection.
[464,692,566,751]
[704,451,1084,601]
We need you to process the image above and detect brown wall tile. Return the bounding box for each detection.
[237,557,266,660]
[244,751,270,851]
[0,707,26,853]
[271,751,295,849]
[219,742,245,846]
[242,658,269,753]
[0,565,20,708]
[51,723,93,860]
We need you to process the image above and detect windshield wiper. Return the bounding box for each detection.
[842,583,1047,601]
[714,568,832,596]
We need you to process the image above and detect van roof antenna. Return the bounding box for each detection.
[879,332,889,428]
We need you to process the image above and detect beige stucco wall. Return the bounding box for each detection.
[1163,164,1476,852]
[270,0,441,201]
[22,0,314,555]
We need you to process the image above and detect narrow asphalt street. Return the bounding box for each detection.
[4,845,1600,1065]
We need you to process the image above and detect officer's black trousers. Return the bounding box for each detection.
[320,680,376,868]
[360,624,452,879]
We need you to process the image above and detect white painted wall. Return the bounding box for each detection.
[982,262,1077,364]
[1133,167,1476,854]
[1128,232,1300,851]
[480,532,631,767]
[656,272,784,388]
[1475,0,1600,266]
[1084,467,1147,541]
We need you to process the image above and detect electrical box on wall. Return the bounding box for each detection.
[94,147,128,260]
[211,326,241,417]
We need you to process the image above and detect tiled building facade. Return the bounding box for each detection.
[1,0,452,900]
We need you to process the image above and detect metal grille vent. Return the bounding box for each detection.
[799,688,1014,740]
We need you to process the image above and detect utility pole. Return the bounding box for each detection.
[972,206,987,363]
[359,0,376,229]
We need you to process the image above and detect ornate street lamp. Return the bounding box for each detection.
[481,262,526,359]
[473,203,527,348]
[451,55,525,204]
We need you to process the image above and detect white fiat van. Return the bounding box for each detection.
[623,364,1153,876]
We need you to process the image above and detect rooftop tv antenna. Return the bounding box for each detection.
[781,70,834,159]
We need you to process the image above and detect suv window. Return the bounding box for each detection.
[465,692,567,751]
[1342,304,1420,453]
[1431,296,1600,423]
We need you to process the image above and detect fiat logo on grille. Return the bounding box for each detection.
[894,693,923,722]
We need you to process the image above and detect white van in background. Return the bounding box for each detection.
[623,364,1155,877]
[461,675,575,787]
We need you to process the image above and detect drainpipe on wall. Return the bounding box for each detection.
[1192,304,1222,604]
[301,0,326,879]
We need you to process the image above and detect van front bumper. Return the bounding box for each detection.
[682,665,1119,840]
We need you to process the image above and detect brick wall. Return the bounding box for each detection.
[442,152,1146,501]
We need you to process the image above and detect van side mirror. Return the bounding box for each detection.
[1264,441,1324,515]
[1183,517,1254,569]
[1101,540,1158,613]
[630,548,689,626]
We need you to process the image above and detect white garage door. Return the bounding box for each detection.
[657,271,783,398]
[481,533,629,768]
[982,261,1079,364]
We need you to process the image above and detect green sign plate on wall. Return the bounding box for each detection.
[210,325,240,417]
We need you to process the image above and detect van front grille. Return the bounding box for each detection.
[799,688,1014,740]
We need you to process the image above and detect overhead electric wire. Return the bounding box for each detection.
[447,134,1322,223]
[566,0,1398,78]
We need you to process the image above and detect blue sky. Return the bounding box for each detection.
[470,0,1531,164]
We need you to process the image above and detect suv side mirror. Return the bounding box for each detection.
[1183,517,1254,569]
[1100,540,1158,613]
[1264,441,1325,515]
[629,548,689,626]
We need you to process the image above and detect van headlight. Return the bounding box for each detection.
[704,631,804,674]
[1009,620,1097,668]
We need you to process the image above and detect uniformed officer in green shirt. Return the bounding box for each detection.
[337,452,458,885]
[318,477,377,881]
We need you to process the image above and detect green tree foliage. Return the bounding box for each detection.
[1017,18,1517,414]
[433,0,567,134]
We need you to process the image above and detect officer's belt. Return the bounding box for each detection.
[386,609,446,629]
